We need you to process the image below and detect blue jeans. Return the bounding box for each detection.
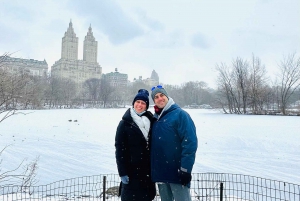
[157,183,192,201]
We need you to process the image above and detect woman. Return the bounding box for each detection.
[115,89,156,201]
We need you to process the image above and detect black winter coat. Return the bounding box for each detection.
[115,108,156,201]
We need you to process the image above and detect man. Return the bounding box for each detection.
[150,85,198,201]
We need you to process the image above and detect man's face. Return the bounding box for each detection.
[153,92,168,108]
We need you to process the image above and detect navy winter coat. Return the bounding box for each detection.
[151,104,198,185]
[115,108,156,200]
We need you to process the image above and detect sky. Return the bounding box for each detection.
[0,0,299,88]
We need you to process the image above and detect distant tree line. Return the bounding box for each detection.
[215,53,300,115]
[1,52,300,118]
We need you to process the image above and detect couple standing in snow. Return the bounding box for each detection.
[115,85,198,201]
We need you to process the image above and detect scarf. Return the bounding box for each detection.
[154,105,163,115]
[130,108,150,141]
[156,97,175,120]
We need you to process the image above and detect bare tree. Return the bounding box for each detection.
[0,53,31,122]
[215,62,239,113]
[0,146,39,187]
[61,78,77,108]
[44,77,77,108]
[0,68,16,122]
[83,78,101,106]
[232,57,250,114]
[44,76,60,108]
[0,53,40,188]
[111,86,128,107]
[24,76,47,109]
[248,54,269,113]
[20,156,39,193]
[277,53,300,115]
[180,81,208,105]
[99,77,115,108]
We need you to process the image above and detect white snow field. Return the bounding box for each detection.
[0,108,299,188]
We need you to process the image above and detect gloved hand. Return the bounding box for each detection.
[179,170,192,186]
[121,175,129,184]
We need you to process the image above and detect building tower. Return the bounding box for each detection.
[61,20,78,60]
[151,70,159,82]
[51,21,102,90]
[83,25,98,63]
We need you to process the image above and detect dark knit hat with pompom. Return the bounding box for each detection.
[132,89,149,109]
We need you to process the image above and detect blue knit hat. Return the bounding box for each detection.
[132,89,149,110]
[151,85,169,100]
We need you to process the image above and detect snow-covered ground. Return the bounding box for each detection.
[0,108,299,186]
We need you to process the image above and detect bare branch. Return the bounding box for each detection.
[277,53,300,115]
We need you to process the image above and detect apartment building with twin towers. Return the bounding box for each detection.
[1,20,159,88]
[51,20,159,88]
[51,20,102,86]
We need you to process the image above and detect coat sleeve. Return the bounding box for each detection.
[115,120,129,177]
[177,110,198,173]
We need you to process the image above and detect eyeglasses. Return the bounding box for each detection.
[151,85,163,91]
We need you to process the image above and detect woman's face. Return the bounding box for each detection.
[134,100,147,113]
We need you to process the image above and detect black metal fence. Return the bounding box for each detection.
[1,173,299,201]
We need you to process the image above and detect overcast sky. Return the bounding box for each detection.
[0,0,299,88]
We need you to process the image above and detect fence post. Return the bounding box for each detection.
[103,176,106,201]
[220,182,223,201]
